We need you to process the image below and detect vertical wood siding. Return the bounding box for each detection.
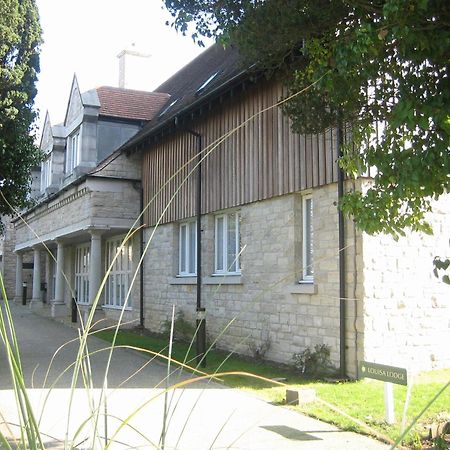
[142,80,338,227]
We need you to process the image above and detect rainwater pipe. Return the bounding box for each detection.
[140,187,144,328]
[187,129,206,367]
[336,112,347,378]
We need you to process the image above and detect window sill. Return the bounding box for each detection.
[170,276,197,285]
[102,305,133,311]
[290,282,317,295]
[76,301,90,306]
[169,275,243,285]
[204,275,243,285]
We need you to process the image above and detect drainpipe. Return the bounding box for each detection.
[336,111,347,378]
[187,130,206,367]
[140,187,144,328]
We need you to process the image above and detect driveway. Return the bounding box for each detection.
[0,301,389,449]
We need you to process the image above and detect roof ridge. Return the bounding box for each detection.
[96,85,170,96]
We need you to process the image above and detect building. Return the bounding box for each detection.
[3,44,449,378]
[4,76,169,323]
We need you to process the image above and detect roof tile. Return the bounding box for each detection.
[96,86,170,121]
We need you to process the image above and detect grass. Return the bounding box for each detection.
[96,328,450,447]
[95,328,304,389]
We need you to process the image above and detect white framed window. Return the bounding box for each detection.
[215,211,241,275]
[41,155,52,191]
[179,221,197,276]
[75,244,90,304]
[65,129,80,174]
[302,195,314,281]
[104,236,133,309]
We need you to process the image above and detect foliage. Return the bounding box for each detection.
[292,344,336,377]
[164,0,450,239]
[161,309,197,342]
[433,256,450,284]
[248,333,271,361]
[0,0,42,230]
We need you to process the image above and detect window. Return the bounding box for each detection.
[158,99,178,118]
[104,237,133,308]
[179,221,197,276]
[302,195,314,281]
[75,244,90,304]
[196,71,219,94]
[215,211,241,274]
[41,155,52,191]
[66,130,80,174]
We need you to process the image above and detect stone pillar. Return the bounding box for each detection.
[31,246,42,306]
[14,252,23,302]
[54,241,65,304]
[45,251,52,304]
[88,230,102,306]
[52,240,66,318]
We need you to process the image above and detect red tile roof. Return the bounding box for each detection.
[96,86,170,121]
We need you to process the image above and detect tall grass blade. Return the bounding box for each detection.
[160,304,176,449]
[390,381,450,449]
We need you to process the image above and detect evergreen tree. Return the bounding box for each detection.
[0,0,42,229]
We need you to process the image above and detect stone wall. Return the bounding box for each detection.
[95,151,142,181]
[361,191,450,373]
[15,186,92,248]
[142,184,360,374]
[15,178,140,249]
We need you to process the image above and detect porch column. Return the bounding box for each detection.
[31,246,42,306]
[45,251,52,303]
[88,230,102,306]
[14,252,23,302]
[54,240,65,305]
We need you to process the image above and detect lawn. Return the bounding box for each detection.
[95,329,450,447]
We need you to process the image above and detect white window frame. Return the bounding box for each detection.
[214,211,241,275]
[104,236,133,309]
[178,221,197,276]
[41,155,52,191]
[302,194,314,282]
[75,243,90,304]
[66,129,80,174]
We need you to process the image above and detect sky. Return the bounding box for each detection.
[34,0,212,133]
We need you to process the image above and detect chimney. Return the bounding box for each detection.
[117,44,151,89]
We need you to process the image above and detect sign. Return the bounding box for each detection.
[359,361,407,386]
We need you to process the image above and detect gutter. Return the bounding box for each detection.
[186,129,206,367]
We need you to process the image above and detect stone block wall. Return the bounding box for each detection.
[15,186,91,247]
[361,191,450,372]
[142,183,360,374]
[95,151,142,180]
[88,180,140,224]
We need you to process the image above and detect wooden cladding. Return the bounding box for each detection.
[142,80,338,227]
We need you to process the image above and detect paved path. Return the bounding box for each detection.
[0,301,390,449]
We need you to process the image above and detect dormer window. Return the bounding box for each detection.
[158,99,178,118]
[41,155,52,191]
[196,71,219,95]
[66,129,80,174]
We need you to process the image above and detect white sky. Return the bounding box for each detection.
[35,0,212,131]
